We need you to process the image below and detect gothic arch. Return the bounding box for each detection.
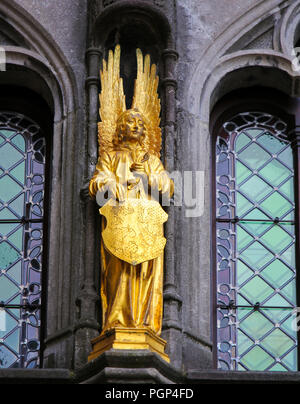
[179,41,299,368]
[278,0,300,57]
[0,0,84,368]
[201,51,296,123]
[0,0,78,113]
[186,0,295,114]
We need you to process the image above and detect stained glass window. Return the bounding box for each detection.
[0,112,45,368]
[216,112,297,371]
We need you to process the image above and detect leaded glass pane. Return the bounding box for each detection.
[216,112,297,371]
[0,112,45,368]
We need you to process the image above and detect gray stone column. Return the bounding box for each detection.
[160,48,183,369]
[74,47,102,368]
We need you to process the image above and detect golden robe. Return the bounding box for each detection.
[89,147,173,335]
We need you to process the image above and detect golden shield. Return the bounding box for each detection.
[100,199,168,265]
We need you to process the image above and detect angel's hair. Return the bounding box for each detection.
[113,108,150,151]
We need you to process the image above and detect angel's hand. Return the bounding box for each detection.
[108,181,126,202]
[130,162,146,173]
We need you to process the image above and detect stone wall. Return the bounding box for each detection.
[0,0,300,378]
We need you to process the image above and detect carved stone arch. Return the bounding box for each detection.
[200,51,297,122]
[2,47,60,118]
[185,1,293,113]
[0,0,78,114]
[277,0,300,57]
[0,16,31,48]
[91,0,175,109]
[93,0,173,48]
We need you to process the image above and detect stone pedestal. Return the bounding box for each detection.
[88,328,170,363]
[78,349,182,384]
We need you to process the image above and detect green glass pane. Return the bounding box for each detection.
[239,276,274,303]
[8,193,25,217]
[0,130,16,138]
[0,345,18,368]
[237,260,254,285]
[278,147,293,169]
[281,244,295,268]
[236,192,252,217]
[11,134,25,152]
[281,281,296,303]
[239,242,273,270]
[260,226,293,253]
[279,178,294,201]
[264,294,292,308]
[0,222,18,237]
[6,261,21,284]
[260,160,291,187]
[0,136,4,146]
[8,227,23,251]
[281,315,297,339]
[0,242,20,270]
[237,329,253,356]
[0,143,23,170]
[10,161,25,184]
[236,295,251,311]
[240,220,272,238]
[281,349,297,370]
[263,308,293,326]
[260,192,293,218]
[239,176,272,203]
[281,210,294,221]
[244,128,264,138]
[0,208,17,221]
[240,346,274,371]
[261,260,294,289]
[238,143,271,170]
[236,161,252,184]
[261,328,294,357]
[0,275,19,300]
[239,310,273,340]
[257,133,286,154]
[243,210,270,222]
[0,309,18,338]
[0,176,23,203]
[237,226,252,251]
[4,327,20,353]
[268,363,288,371]
[235,133,251,152]
[9,296,21,305]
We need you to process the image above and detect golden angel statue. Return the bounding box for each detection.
[88,45,173,361]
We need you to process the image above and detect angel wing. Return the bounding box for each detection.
[131,49,161,157]
[98,45,126,153]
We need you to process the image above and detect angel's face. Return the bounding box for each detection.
[123,112,145,141]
